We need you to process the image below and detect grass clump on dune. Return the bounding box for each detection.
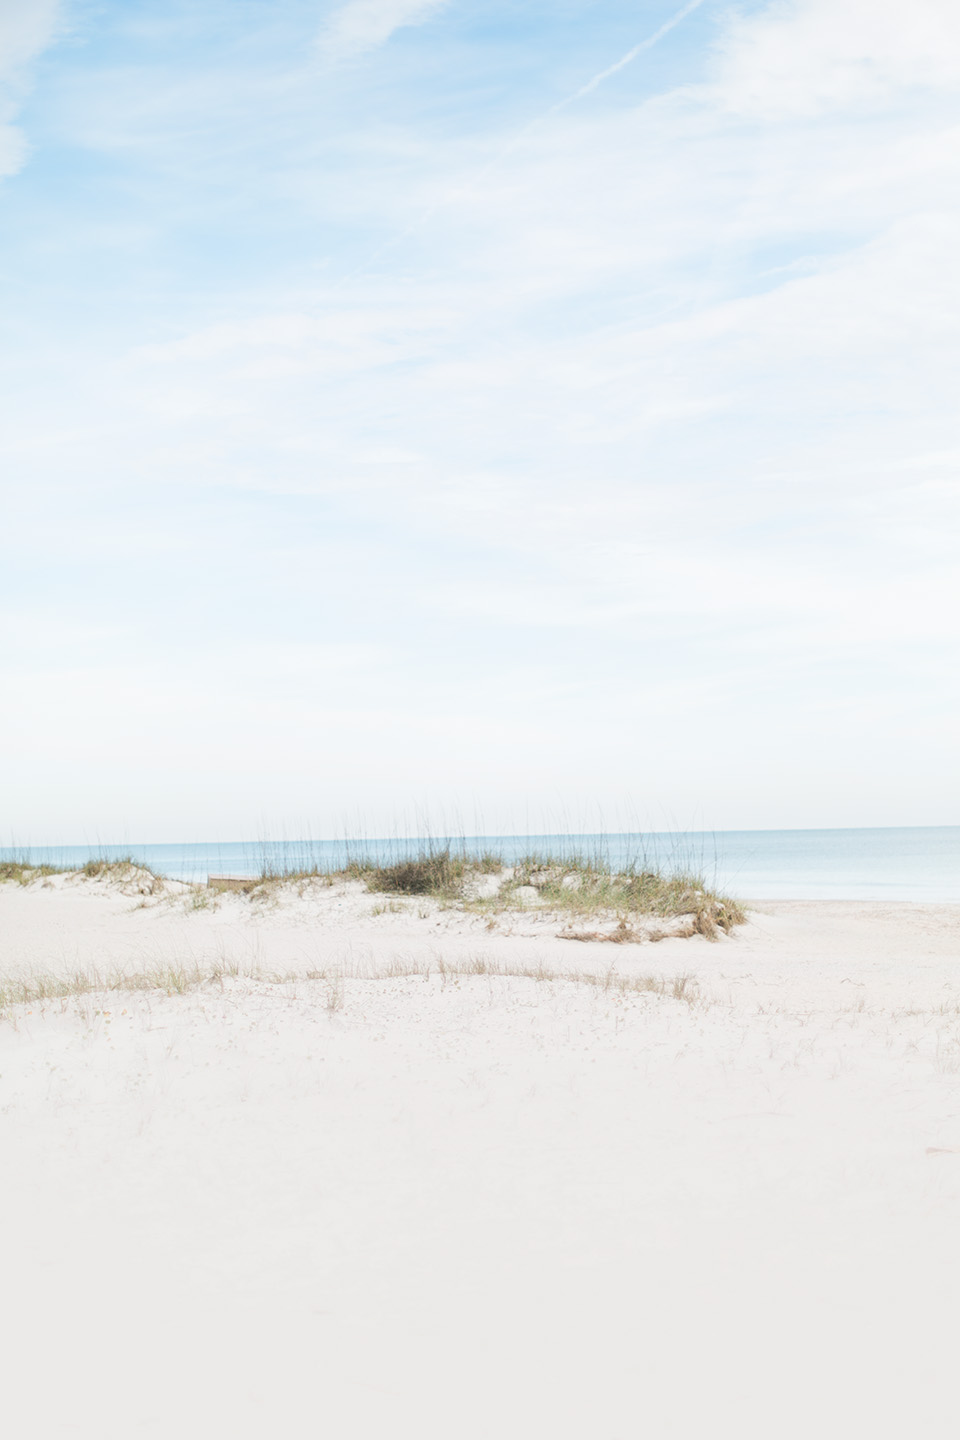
[362,849,502,898]
[0,860,63,885]
[357,846,744,939]
[79,859,166,894]
[364,850,466,897]
[498,858,745,938]
[0,857,166,895]
[1,840,743,942]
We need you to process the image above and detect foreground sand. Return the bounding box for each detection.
[2,875,960,1438]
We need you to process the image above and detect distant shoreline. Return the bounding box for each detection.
[3,825,958,901]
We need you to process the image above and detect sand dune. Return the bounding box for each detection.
[2,875,959,1438]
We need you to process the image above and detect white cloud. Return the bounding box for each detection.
[0,0,60,177]
[4,0,960,832]
[709,0,960,117]
[318,0,449,62]
[0,0,59,70]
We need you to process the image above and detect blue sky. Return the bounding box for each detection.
[2,0,959,843]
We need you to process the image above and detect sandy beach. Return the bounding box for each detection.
[7,0,960,1434]
[3,871,960,1438]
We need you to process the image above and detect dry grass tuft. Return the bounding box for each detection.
[560,920,646,944]
[298,954,705,1007]
[350,848,743,939]
[1,857,166,894]
[1,954,705,1019]
[79,859,165,893]
[0,861,63,885]
[364,849,466,897]
[195,848,744,942]
[0,959,248,1013]
[469,856,744,939]
[558,918,700,944]
[3,841,743,945]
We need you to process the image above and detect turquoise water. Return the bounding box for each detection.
[4,828,959,901]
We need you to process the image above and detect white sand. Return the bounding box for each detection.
[2,875,960,1438]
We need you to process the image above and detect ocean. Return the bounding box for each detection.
[3,827,959,901]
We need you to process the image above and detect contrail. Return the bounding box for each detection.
[340,0,708,280]
[560,0,706,109]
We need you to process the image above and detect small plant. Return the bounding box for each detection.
[364,849,467,897]
[1,853,172,891]
[466,854,744,939]
[81,855,140,878]
[0,861,62,885]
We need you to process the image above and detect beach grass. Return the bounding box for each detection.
[0,856,167,898]
[1,838,744,939]
[0,859,64,885]
[0,954,704,1019]
[354,847,743,937]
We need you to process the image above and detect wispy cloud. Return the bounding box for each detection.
[2,0,960,834]
[711,0,960,117]
[0,0,61,177]
[318,0,449,62]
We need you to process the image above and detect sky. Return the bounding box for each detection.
[1,0,959,844]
